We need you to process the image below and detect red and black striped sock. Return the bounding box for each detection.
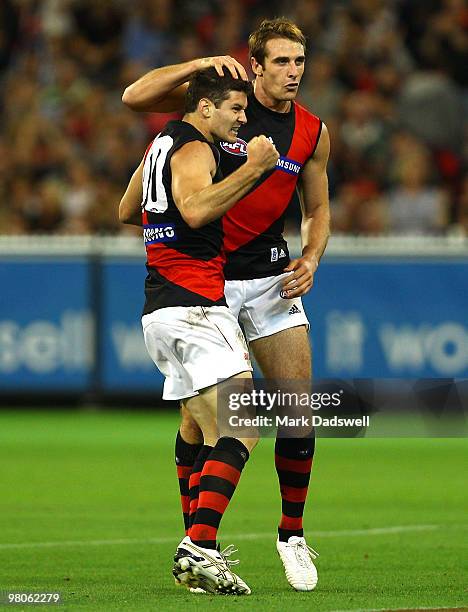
[275,435,315,542]
[188,445,213,530]
[190,437,249,549]
[175,431,203,535]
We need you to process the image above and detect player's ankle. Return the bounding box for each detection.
[191,539,217,550]
[278,527,304,542]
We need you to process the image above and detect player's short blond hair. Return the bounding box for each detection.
[248,18,306,67]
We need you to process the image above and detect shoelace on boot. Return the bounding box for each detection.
[218,544,240,567]
[291,541,319,568]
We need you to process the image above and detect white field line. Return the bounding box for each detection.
[0,524,443,551]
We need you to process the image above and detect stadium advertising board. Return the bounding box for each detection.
[311,260,468,378]
[1,257,467,394]
[0,259,93,391]
[100,260,164,392]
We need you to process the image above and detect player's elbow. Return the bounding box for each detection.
[119,213,132,225]
[122,86,142,110]
[118,201,133,224]
[121,87,132,107]
[178,199,207,229]
[182,211,205,229]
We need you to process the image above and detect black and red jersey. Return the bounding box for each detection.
[219,94,322,280]
[142,120,226,314]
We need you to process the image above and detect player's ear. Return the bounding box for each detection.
[199,98,212,118]
[251,57,263,77]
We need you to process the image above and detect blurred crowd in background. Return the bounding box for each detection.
[0,0,467,237]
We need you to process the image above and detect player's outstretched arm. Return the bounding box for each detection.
[119,159,144,226]
[172,136,279,229]
[122,57,248,113]
[282,124,331,298]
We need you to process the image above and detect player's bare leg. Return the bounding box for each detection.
[250,324,311,379]
[184,372,257,451]
[180,404,203,444]
[250,325,313,434]
[250,325,318,591]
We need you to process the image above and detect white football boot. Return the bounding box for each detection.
[276,536,319,591]
[173,536,251,595]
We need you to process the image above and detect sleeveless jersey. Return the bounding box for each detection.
[219,94,322,280]
[142,120,226,314]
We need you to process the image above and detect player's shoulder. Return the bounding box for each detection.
[162,119,196,140]
[171,139,217,172]
[177,139,213,154]
[163,121,215,156]
[143,121,184,161]
[294,100,321,125]
[293,101,323,155]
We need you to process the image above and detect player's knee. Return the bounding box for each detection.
[180,420,203,444]
[180,408,203,443]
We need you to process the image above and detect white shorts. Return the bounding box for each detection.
[142,306,252,401]
[225,273,310,343]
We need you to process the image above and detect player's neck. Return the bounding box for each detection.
[183,115,214,143]
[253,80,292,114]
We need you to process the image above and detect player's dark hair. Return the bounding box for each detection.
[185,67,252,113]
[249,17,306,67]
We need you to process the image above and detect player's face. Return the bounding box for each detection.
[210,91,248,143]
[254,38,305,102]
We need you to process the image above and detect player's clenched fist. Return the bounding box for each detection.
[246,135,280,173]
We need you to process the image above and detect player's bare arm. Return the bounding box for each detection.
[118,159,144,226]
[122,57,248,112]
[171,136,279,229]
[283,123,331,298]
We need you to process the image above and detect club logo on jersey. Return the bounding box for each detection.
[143,223,177,245]
[276,156,302,175]
[220,138,248,156]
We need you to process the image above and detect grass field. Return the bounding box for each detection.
[0,410,466,611]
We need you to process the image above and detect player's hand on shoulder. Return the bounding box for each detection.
[246,135,279,172]
[198,56,248,80]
